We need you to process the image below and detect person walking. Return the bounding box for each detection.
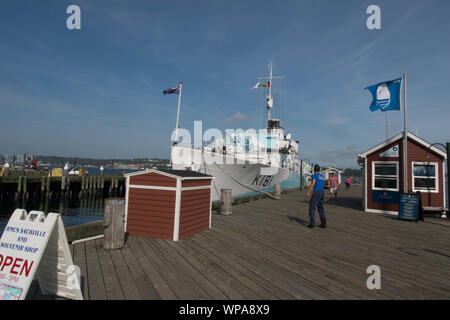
[328,172,339,199]
[306,164,326,229]
[345,177,351,190]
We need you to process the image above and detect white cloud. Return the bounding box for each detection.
[225,111,249,123]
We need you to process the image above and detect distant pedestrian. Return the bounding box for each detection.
[345,178,351,190]
[306,164,326,229]
[328,173,339,198]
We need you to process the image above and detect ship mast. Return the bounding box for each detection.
[266,62,273,121]
[258,62,283,127]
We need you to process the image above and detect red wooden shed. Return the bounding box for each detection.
[123,169,214,241]
[358,131,447,215]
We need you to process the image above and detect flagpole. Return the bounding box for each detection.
[403,73,408,193]
[386,111,389,140]
[174,81,183,145]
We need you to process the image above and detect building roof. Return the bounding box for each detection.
[358,131,447,160]
[123,168,214,180]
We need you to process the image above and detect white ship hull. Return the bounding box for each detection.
[171,146,293,201]
[203,162,292,201]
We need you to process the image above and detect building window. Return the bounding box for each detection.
[412,162,439,193]
[372,161,398,191]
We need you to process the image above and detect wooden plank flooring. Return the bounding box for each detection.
[26,186,450,300]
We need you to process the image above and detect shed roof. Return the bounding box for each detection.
[123,168,214,180]
[324,168,344,174]
[358,131,447,160]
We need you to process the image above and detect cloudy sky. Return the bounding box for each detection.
[0,0,449,168]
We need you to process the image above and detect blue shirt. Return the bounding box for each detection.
[312,173,324,192]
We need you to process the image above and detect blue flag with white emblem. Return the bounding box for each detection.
[365,78,402,112]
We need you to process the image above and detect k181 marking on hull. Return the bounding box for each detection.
[252,174,274,187]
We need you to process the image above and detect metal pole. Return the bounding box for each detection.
[300,160,303,189]
[447,142,450,210]
[174,81,183,144]
[428,142,449,215]
[403,73,408,193]
[267,63,273,121]
[386,111,389,140]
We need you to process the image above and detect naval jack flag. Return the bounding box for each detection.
[163,86,180,95]
[163,82,184,145]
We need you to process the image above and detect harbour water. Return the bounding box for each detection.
[0,183,125,234]
[0,168,137,234]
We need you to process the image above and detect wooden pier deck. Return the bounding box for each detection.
[26,186,450,300]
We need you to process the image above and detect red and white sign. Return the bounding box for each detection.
[0,209,82,300]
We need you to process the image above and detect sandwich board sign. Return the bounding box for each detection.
[398,193,424,222]
[0,209,83,300]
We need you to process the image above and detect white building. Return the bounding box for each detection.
[324,168,343,185]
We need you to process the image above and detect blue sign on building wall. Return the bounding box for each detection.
[372,190,400,204]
